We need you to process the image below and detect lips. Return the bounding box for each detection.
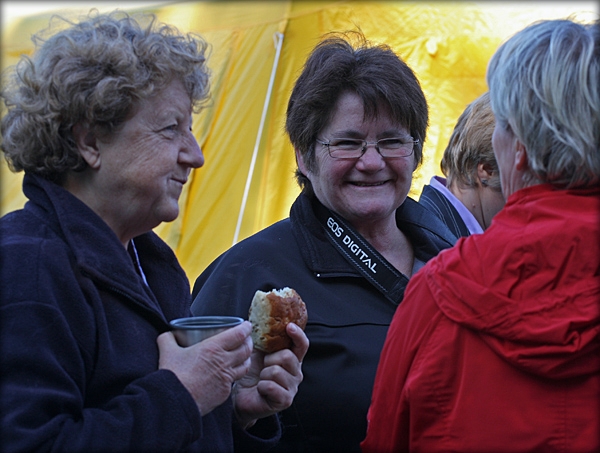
[350,181,388,187]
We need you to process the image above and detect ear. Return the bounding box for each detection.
[514,140,529,171]
[72,122,101,169]
[477,162,494,184]
[295,147,310,178]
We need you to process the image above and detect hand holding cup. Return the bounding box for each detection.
[157,317,253,416]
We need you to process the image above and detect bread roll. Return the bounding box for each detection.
[248,287,307,353]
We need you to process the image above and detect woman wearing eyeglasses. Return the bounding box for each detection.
[190,31,457,452]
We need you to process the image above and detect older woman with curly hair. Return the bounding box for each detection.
[0,10,307,452]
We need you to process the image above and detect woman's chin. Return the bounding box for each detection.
[344,192,400,216]
[346,203,397,223]
[157,204,180,225]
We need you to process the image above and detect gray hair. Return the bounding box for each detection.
[487,18,600,189]
[1,10,211,184]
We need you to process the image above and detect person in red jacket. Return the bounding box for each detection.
[362,17,600,453]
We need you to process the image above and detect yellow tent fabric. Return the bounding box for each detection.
[1,1,596,281]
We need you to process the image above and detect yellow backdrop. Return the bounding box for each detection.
[1,1,596,280]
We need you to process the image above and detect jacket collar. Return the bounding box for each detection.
[23,174,137,284]
[290,192,458,276]
[22,174,188,324]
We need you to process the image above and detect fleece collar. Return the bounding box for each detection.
[22,174,188,327]
[289,192,457,276]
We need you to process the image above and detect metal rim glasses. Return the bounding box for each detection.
[316,136,418,159]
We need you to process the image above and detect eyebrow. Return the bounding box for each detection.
[329,129,411,139]
[152,107,192,127]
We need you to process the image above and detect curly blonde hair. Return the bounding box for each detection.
[1,10,211,184]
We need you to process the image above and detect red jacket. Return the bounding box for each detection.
[362,184,600,453]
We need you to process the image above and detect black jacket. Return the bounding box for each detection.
[0,174,280,452]
[418,183,471,238]
[191,193,457,453]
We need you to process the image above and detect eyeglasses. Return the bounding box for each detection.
[316,137,418,159]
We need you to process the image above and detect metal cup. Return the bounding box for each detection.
[169,316,244,347]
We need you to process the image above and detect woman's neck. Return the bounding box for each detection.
[354,216,415,277]
[449,182,485,229]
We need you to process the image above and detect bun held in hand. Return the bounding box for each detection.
[248,287,308,353]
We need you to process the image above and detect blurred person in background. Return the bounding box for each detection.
[0,10,307,452]
[191,31,457,452]
[419,92,504,236]
[363,17,600,453]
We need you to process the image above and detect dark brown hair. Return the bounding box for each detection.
[285,31,428,196]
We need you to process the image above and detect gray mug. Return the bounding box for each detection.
[170,316,244,347]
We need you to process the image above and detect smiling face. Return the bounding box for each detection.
[298,91,415,229]
[85,79,204,243]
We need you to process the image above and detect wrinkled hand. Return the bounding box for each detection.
[157,321,253,416]
[232,322,309,429]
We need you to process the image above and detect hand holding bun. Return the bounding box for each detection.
[248,287,308,353]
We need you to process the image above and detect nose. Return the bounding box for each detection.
[181,130,204,169]
[356,143,385,170]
